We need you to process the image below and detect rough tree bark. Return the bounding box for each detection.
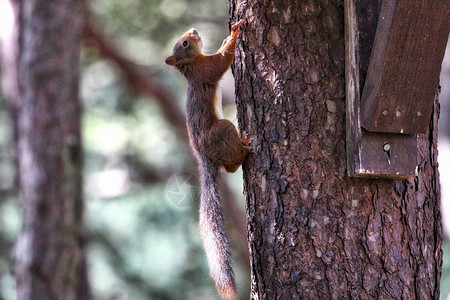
[0,0,89,299]
[230,0,442,299]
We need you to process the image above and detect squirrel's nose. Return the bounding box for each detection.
[188,28,201,41]
[189,28,199,35]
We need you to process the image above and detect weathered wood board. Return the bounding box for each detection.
[345,0,418,178]
[360,0,450,134]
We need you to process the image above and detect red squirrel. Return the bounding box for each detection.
[165,20,249,299]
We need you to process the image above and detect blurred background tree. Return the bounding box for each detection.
[0,0,449,299]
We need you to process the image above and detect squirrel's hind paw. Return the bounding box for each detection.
[241,132,254,153]
[241,132,251,145]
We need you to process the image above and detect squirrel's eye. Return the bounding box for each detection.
[182,40,189,48]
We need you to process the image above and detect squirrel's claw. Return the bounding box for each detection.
[241,131,252,149]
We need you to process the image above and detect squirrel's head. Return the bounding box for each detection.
[165,28,203,66]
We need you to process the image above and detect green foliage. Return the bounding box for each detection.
[0,103,19,300]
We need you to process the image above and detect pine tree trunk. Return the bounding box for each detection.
[4,0,88,299]
[230,0,442,299]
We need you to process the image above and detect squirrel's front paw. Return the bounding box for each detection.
[231,20,244,34]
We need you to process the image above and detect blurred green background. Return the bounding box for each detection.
[0,0,450,299]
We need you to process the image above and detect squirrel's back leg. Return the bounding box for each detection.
[201,119,250,173]
[223,131,251,173]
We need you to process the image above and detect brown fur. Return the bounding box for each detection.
[165,21,249,299]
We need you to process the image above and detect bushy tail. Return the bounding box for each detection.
[198,158,236,299]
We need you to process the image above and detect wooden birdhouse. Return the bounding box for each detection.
[344,0,450,178]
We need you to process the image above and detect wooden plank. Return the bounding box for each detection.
[359,130,417,178]
[360,0,450,134]
[345,0,417,178]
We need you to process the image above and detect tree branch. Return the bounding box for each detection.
[84,19,189,144]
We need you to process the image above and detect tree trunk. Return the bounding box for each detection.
[230,0,442,299]
[2,0,89,299]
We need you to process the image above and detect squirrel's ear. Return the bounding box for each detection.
[165,55,176,65]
